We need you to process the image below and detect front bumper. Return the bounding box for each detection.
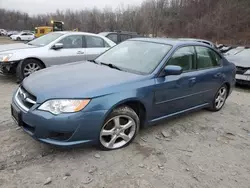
[235,74,250,85]
[0,61,20,74]
[11,100,108,147]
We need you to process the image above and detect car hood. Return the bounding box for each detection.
[22,61,145,103]
[226,55,250,68]
[0,43,37,53]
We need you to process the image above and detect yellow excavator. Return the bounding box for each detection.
[35,20,77,38]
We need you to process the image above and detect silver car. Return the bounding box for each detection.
[0,31,116,81]
[226,48,250,85]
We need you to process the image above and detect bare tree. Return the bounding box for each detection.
[1,0,250,44]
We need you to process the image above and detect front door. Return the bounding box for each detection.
[152,46,202,120]
[44,35,86,67]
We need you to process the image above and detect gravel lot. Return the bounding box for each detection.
[0,36,250,188]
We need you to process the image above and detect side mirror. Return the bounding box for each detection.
[52,43,63,50]
[164,65,183,76]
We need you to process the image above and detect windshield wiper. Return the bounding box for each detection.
[88,59,98,64]
[100,62,122,71]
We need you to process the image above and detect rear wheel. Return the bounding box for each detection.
[209,85,228,111]
[99,106,140,150]
[16,59,44,82]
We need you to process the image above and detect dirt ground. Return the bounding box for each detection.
[0,37,250,188]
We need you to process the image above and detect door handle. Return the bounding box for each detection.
[77,51,84,54]
[189,77,196,86]
[214,72,222,78]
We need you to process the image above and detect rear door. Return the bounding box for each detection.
[84,35,110,61]
[45,35,85,66]
[106,33,118,44]
[194,45,225,103]
[26,33,34,40]
[20,33,29,40]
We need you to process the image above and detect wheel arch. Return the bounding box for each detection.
[222,82,231,98]
[23,57,46,68]
[103,98,147,128]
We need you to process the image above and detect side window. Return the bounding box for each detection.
[40,29,45,34]
[107,34,118,43]
[196,46,221,69]
[167,46,196,72]
[59,35,83,49]
[21,33,27,36]
[85,35,105,48]
[120,34,131,42]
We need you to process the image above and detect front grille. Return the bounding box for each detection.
[15,86,37,112]
[236,66,249,75]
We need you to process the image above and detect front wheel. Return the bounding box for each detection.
[209,85,228,111]
[17,37,21,41]
[16,59,44,82]
[99,106,140,150]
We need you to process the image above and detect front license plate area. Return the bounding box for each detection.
[11,105,22,126]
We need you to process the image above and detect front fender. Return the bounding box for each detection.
[83,87,155,123]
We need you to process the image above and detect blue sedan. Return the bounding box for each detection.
[11,38,236,150]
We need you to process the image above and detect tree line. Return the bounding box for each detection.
[1,0,250,44]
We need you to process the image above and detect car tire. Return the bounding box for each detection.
[98,106,140,150]
[16,59,44,82]
[209,84,228,112]
[17,37,21,41]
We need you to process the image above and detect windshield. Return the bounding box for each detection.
[95,40,172,74]
[28,32,64,46]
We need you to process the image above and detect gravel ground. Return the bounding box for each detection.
[0,37,250,188]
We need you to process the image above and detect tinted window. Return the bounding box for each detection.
[95,40,172,74]
[86,35,105,48]
[120,34,131,42]
[167,46,196,72]
[107,34,118,43]
[196,46,221,69]
[59,35,83,48]
[21,33,27,35]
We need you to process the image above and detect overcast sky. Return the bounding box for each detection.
[0,0,144,15]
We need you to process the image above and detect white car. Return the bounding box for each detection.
[10,32,35,41]
[0,31,116,81]
[226,49,250,85]
[0,29,7,36]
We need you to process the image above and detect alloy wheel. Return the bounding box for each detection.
[23,63,41,77]
[100,115,136,149]
[215,87,227,110]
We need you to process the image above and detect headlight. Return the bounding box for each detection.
[244,69,250,75]
[38,99,90,115]
[0,53,13,62]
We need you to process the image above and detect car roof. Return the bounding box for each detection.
[129,38,212,47]
[99,31,139,36]
[54,31,106,37]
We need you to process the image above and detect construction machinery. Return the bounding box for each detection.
[35,20,64,38]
